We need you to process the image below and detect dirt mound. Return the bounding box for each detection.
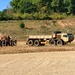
[57,18,75,27]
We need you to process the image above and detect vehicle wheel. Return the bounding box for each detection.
[10,40,14,46]
[34,40,40,46]
[49,39,55,46]
[13,40,17,46]
[27,40,33,46]
[2,40,6,46]
[57,40,63,46]
[0,40,2,47]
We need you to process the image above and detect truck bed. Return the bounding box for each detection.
[29,35,52,39]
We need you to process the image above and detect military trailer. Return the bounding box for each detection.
[26,31,74,46]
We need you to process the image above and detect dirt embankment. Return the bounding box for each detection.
[57,18,75,27]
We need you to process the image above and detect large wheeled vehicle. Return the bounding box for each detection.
[0,35,17,47]
[26,31,74,46]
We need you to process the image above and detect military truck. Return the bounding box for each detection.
[0,34,17,47]
[26,31,74,46]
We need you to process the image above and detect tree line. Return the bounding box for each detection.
[0,0,75,20]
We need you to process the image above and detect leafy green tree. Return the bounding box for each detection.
[68,0,75,14]
[10,0,20,12]
[64,0,75,14]
[0,12,8,20]
[41,0,52,14]
[51,0,65,13]
[51,0,59,12]
[18,0,37,13]
[10,0,37,13]
[9,0,75,20]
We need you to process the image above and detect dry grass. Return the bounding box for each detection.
[0,19,75,41]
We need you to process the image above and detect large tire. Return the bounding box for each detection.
[57,40,63,46]
[10,40,14,46]
[27,40,33,46]
[49,39,55,46]
[2,40,6,46]
[0,40,2,47]
[34,40,40,46]
[13,40,17,46]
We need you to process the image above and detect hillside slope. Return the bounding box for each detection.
[0,18,75,41]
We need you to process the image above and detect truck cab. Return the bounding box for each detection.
[67,33,74,42]
[51,31,74,45]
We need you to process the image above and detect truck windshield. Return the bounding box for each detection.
[63,35,67,37]
[67,34,74,38]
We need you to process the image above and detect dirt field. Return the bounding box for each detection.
[0,41,75,75]
[0,51,75,75]
[0,41,75,54]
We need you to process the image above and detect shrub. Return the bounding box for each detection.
[20,22,25,28]
[23,13,33,20]
[13,13,23,20]
[33,13,38,20]
[50,13,67,20]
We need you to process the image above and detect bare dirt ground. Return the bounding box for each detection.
[0,41,75,75]
[0,51,75,75]
[0,40,75,54]
[57,18,75,27]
